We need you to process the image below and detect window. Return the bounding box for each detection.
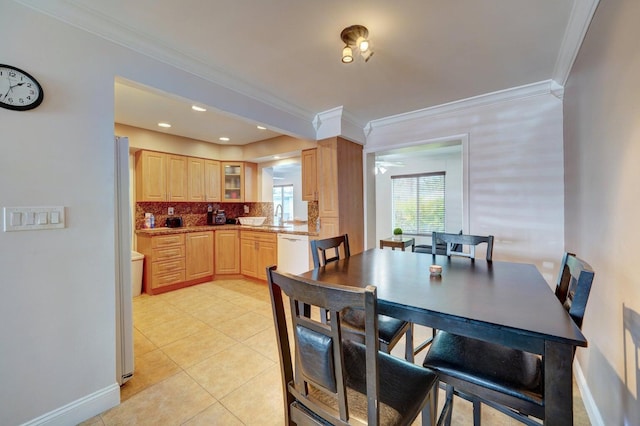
[273,184,294,221]
[391,172,445,235]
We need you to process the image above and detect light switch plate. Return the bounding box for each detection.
[3,206,65,232]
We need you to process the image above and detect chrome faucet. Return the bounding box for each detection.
[274,203,283,226]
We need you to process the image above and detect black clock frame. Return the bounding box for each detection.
[0,64,44,111]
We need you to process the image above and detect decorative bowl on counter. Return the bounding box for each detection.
[238,216,267,226]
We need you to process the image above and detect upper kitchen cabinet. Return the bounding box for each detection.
[301,148,318,201]
[222,162,244,202]
[244,162,258,202]
[221,161,257,202]
[188,157,205,202]
[135,150,188,201]
[187,157,223,202]
[166,154,188,201]
[204,159,221,202]
[135,150,166,201]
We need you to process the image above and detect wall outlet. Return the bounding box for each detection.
[243,205,249,214]
[168,207,174,215]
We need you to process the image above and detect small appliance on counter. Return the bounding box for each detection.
[165,216,183,228]
[214,210,226,225]
[206,204,214,225]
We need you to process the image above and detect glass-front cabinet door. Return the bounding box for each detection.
[222,162,245,202]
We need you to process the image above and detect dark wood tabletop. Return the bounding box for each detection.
[298,248,586,425]
[300,249,587,350]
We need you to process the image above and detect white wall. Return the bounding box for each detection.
[0,2,307,424]
[375,148,462,246]
[564,0,640,423]
[366,91,565,283]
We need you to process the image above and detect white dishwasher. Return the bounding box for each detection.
[277,234,310,275]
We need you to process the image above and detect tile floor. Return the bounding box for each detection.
[82,278,591,425]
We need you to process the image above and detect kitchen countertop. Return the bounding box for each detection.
[135,223,318,237]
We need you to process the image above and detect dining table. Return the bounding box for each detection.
[298,248,587,425]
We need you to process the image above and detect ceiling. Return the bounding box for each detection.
[22,0,595,146]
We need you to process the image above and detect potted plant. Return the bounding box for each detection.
[393,228,403,240]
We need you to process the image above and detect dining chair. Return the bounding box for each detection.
[431,231,494,261]
[422,253,595,426]
[266,266,439,426]
[415,230,462,255]
[311,235,415,362]
[413,231,494,356]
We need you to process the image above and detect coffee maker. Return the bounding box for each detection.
[214,210,226,225]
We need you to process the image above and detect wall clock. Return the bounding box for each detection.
[0,64,44,111]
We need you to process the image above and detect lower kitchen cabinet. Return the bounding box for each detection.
[185,231,213,280]
[240,230,277,280]
[215,229,240,274]
[137,233,186,295]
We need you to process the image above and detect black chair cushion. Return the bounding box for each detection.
[423,331,543,405]
[341,308,408,346]
[309,340,438,425]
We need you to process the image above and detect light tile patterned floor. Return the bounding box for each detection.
[82,278,590,425]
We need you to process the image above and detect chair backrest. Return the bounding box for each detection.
[310,234,351,268]
[266,265,380,425]
[554,253,595,329]
[432,232,494,261]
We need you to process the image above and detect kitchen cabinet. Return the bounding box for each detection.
[301,148,318,201]
[215,229,240,274]
[244,162,258,202]
[137,233,186,294]
[222,162,245,202]
[240,230,277,280]
[135,150,166,201]
[166,154,188,201]
[316,137,364,255]
[185,231,213,280]
[135,150,188,202]
[188,157,206,202]
[204,159,221,202]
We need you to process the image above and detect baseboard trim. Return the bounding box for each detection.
[21,383,120,426]
[574,361,605,426]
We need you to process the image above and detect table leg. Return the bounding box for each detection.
[544,341,574,425]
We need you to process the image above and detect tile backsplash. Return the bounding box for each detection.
[136,201,318,229]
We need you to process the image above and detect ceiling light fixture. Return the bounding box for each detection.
[257,125,267,130]
[158,122,171,128]
[219,137,230,142]
[191,105,206,112]
[340,24,374,64]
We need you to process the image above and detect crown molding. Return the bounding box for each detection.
[552,0,600,86]
[313,107,366,144]
[367,80,559,132]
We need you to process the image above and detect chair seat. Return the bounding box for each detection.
[341,308,409,347]
[423,331,543,406]
[306,340,438,426]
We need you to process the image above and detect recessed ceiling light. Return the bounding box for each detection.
[274,156,281,160]
[257,125,267,130]
[219,137,230,142]
[192,105,207,112]
[158,122,171,128]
